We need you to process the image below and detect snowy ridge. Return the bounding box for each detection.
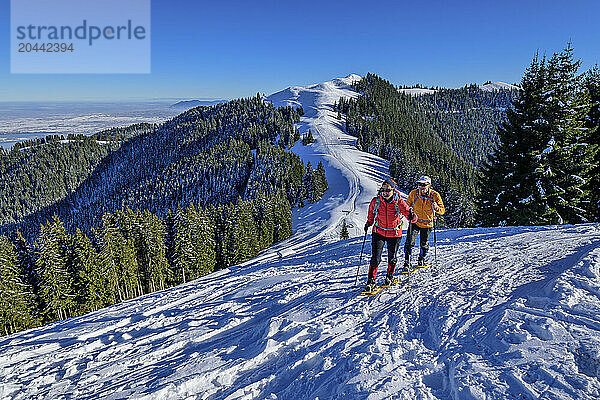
[252,73,394,265]
[398,88,437,96]
[480,81,520,92]
[1,75,600,399]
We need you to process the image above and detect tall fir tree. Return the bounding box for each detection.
[314,161,328,200]
[477,54,549,226]
[98,213,139,304]
[340,220,350,240]
[539,43,593,223]
[583,65,600,220]
[0,235,37,335]
[35,215,76,321]
[10,230,41,320]
[303,162,315,203]
[72,229,106,313]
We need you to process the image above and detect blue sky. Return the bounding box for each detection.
[1,0,599,101]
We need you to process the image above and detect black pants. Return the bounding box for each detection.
[368,232,401,281]
[404,222,432,260]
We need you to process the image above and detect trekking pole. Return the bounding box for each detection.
[354,229,368,287]
[433,209,437,272]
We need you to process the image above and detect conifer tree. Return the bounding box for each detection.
[477,54,549,226]
[72,229,105,313]
[10,230,41,318]
[174,204,215,283]
[195,206,216,277]
[98,213,139,303]
[478,44,594,226]
[0,235,37,335]
[302,130,315,145]
[303,162,315,203]
[340,220,350,240]
[35,215,76,321]
[314,161,328,200]
[237,199,259,262]
[173,205,194,284]
[583,65,600,220]
[273,191,292,242]
[539,44,593,223]
[255,192,275,250]
[220,203,237,268]
[164,209,177,276]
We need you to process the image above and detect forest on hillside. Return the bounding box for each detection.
[335,73,517,227]
[0,96,329,336]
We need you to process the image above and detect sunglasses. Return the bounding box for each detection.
[418,183,429,187]
[381,188,393,193]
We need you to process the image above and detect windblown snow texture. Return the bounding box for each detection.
[1,75,599,400]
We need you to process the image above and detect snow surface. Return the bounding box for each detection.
[480,82,520,92]
[398,88,437,96]
[1,75,600,400]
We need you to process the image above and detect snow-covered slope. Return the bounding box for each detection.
[250,73,393,265]
[398,88,437,96]
[2,224,599,399]
[480,82,520,92]
[1,75,600,400]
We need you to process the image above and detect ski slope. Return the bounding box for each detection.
[1,76,600,400]
[250,73,392,264]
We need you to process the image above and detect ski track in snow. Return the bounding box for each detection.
[1,75,600,400]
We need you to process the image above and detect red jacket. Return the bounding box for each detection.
[367,190,416,238]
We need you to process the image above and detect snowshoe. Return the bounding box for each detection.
[361,280,380,295]
[381,276,399,287]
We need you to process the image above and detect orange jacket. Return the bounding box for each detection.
[406,188,445,228]
[367,190,416,238]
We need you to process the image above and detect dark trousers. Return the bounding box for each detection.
[368,232,401,281]
[404,222,432,260]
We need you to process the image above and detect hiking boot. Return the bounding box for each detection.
[364,279,376,292]
[417,257,426,267]
[383,276,393,286]
[400,259,410,273]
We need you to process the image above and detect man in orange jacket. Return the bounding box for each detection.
[364,178,417,291]
[403,175,445,271]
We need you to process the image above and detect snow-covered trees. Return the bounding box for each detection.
[583,66,600,220]
[35,216,76,321]
[478,44,598,226]
[173,204,215,284]
[0,94,330,338]
[302,129,315,145]
[0,189,299,337]
[477,54,549,226]
[0,235,37,335]
[339,73,502,227]
[340,220,350,240]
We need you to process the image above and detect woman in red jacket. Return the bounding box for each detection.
[364,179,416,291]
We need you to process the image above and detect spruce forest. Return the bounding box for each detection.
[336,44,598,227]
[0,96,328,336]
[335,73,518,227]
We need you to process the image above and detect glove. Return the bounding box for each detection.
[432,202,438,211]
[408,209,416,221]
[364,221,371,232]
